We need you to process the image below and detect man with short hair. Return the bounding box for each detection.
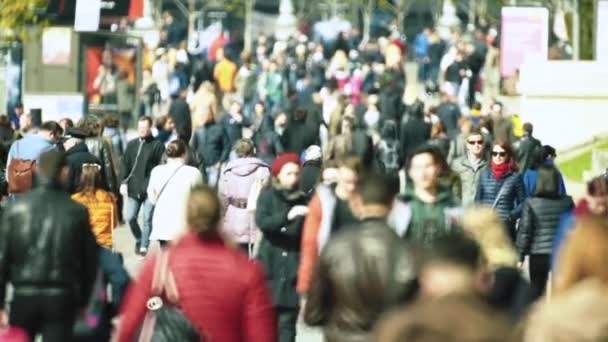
[451,128,488,207]
[0,149,98,341]
[6,121,58,194]
[120,116,165,255]
[402,145,460,245]
[63,128,104,194]
[516,122,542,174]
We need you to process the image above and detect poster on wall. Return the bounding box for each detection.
[42,27,72,64]
[86,45,137,108]
[500,7,549,77]
[597,0,608,62]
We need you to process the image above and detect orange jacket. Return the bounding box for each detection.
[72,190,118,249]
[297,194,323,294]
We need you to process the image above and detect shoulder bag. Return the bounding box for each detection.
[136,251,200,342]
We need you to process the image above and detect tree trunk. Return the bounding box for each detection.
[244,0,255,52]
[362,0,375,45]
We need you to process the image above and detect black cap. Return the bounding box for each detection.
[64,127,89,139]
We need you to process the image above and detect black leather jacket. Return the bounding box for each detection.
[85,137,119,194]
[0,181,98,309]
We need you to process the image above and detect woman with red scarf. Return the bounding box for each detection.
[475,141,526,241]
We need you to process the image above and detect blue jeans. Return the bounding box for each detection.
[124,197,153,249]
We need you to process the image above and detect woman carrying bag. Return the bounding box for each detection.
[147,140,203,248]
[117,186,276,342]
[475,141,526,241]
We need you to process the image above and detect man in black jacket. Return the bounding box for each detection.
[516,122,542,174]
[120,116,165,255]
[400,100,432,162]
[64,128,105,193]
[0,149,98,341]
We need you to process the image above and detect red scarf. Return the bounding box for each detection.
[490,161,511,180]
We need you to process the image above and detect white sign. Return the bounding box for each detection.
[42,27,72,65]
[23,93,85,123]
[597,0,608,62]
[74,0,101,32]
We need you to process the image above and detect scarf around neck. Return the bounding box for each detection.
[490,161,511,180]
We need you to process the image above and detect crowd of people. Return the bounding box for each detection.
[0,16,607,342]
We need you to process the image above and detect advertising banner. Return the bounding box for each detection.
[500,7,549,77]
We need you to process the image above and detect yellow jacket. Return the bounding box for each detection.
[72,190,118,249]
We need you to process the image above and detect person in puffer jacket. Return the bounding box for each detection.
[475,141,526,241]
[218,139,270,255]
[516,165,573,302]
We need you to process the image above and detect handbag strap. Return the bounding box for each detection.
[150,250,180,303]
[156,165,184,203]
[492,181,508,209]
[124,139,144,183]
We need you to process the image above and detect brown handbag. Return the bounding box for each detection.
[7,142,37,194]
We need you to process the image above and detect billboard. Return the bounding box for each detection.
[500,7,549,77]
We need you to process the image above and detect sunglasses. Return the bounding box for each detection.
[467,140,484,145]
[492,151,507,157]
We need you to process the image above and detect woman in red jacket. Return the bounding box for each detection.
[117,185,276,342]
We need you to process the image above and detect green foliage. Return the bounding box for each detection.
[0,0,49,40]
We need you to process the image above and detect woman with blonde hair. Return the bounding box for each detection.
[462,207,531,320]
[191,81,218,129]
[521,215,608,342]
[553,215,608,294]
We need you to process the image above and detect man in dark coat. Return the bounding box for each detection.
[120,116,165,255]
[63,128,105,194]
[0,149,98,341]
[281,108,318,156]
[400,101,432,162]
[168,89,193,143]
[516,122,542,174]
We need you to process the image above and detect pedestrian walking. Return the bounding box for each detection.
[147,140,203,248]
[517,165,574,301]
[0,150,98,341]
[475,141,525,241]
[117,186,276,342]
[298,156,362,295]
[402,146,460,245]
[218,139,270,254]
[256,153,309,342]
[303,223,417,342]
[451,127,488,207]
[120,116,165,256]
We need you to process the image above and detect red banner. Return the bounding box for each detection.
[129,0,143,19]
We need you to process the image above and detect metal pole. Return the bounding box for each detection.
[572,0,580,60]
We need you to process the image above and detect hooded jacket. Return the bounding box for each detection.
[219,157,270,245]
[402,188,460,246]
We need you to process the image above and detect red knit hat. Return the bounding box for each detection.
[271,152,301,177]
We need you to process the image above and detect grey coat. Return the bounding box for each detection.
[451,155,487,207]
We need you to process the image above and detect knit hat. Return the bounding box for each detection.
[271,153,301,177]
